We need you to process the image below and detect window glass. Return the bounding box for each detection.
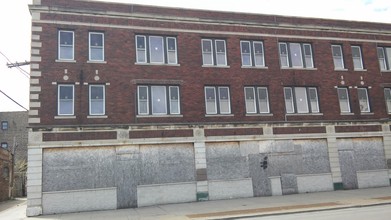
[352,46,363,69]
[167,37,177,64]
[202,40,213,65]
[279,43,289,67]
[257,87,269,113]
[241,41,252,66]
[169,86,180,114]
[89,33,104,61]
[58,85,74,115]
[294,87,309,113]
[377,47,386,71]
[149,36,164,63]
[337,88,350,113]
[89,85,105,115]
[384,88,391,113]
[151,86,167,114]
[303,44,313,68]
[136,35,146,63]
[218,87,230,114]
[1,142,8,149]
[357,88,370,113]
[59,31,74,60]
[284,87,294,113]
[244,87,256,113]
[308,87,319,113]
[215,40,227,66]
[290,43,303,67]
[1,121,8,130]
[138,86,149,115]
[253,42,265,67]
[205,87,217,114]
[332,45,344,69]
[386,48,391,70]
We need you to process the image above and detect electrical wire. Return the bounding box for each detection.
[0,50,30,78]
[0,89,28,111]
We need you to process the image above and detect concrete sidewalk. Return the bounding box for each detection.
[1,187,390,220]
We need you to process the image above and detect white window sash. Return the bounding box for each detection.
[253,41,265,67]
[149,36,165,64]
[244,87,256,113]
[169,86,180,114]
[166,37,178,64]
[294,87,309,113]
[377,47,387,71]
[303,44,314,68]
[89,85,105,115]
[308,87,319,113]
[332,45,344,69]
[337,88,351,113]
[279,43,289,67]
[358,88,370,113]
[215,40,227,66]
[58,85,74,116]
[352,46,364,70]
[58,30,74,60]
[137,86,149,115]
[136,35,147,63]
[284,87,295,113]
[202,39,214,65]
[384,88,391,113]
[205,87,217,114]
[386,48,391,70]
[289,43,304,68]
[257,87,270,113]
[240,41,252,66]
[218,87,231,114]
[89,32,104,61]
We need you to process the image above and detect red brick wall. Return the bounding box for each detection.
[31,0,391,127]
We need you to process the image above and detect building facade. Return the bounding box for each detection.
[28,0,391,216]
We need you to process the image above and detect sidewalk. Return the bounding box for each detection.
[1,187,390,220]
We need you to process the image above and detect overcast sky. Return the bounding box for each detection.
[0,0,390,112]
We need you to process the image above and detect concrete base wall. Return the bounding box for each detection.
[137,182,196,207]
[42,187,117,214]
[208,178,253,200]
[297,173,333,193]
[357,170,390,189]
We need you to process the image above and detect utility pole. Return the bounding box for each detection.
[6,61,30,68]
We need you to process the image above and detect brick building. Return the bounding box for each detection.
[27,0,391,216]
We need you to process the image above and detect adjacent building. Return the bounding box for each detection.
[0,111,28,200]
[27,0,391,216]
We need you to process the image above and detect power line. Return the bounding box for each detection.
[0,50,30,78]
[0,89,28,111]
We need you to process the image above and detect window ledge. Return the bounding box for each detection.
[353,69,367,72]
[55,59,76,63]
[241,66,268,69]
[246,113,273,116]
[87,115,108,119]
[334,68,349,71]
[87,60,107,64]
[360,112,374,115]
[286,113,323,116]
[54,116,76,119]
[205,114,234,117]
[340,112,354,115]
[136,114,183,118]
[135,63,180,67]
[202,65,230,68]
[281,67,317,70]
[380,70,391,73]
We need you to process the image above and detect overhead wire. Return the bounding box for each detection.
[0,50,30,78]
[0,89,28,111]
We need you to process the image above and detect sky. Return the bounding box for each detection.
[0,0,390,112]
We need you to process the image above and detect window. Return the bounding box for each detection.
[1,121,8,130]
[377,47,391,71]
[244,87,270,114]
[89,32,104,61]
[137,85,180,115]
[205,86,231,114]
[58,84,74,116]
[337,88,351,113]
[284,87,319,113]
[58,30,74,60]
[279,42,314,68]
[202,39,227,66]
[384,88,391,113]
[331,45,345,69]
[135,35,177,64]
[357,88,370,113]
[1,142,7,149]
[89,85,105,115]
[240,41,265,67]
[351,46,364,70]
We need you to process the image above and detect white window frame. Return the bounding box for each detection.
[279,42,314,68]
[58,84,74,116]
[149,36,165,64]
[303,43,314,68]
[136,35,147,63]
[89,85,105,115]
[337,88,351,113]
[58,30,74,60]
[137,86,149,115]
[352,46,364,70]
[290,43,304,68]
[168,86,180,115]
[253,41,265,67]
[202,39,227,66]
[202,39,214,66]
[205,87,217,114]
[384,88,391,113]
[284,87,319,114]
[257,87,270,113]
[279,43,289,68]
[244,87,257,113]
[377,47,391,71]
[1,121,8,130]
[244,87,270,114]
[331,45,345,70]
[215,40,227,66]
[89,32,104,61]
[240,41,252,67]
[241,41,265,67]
[357,88,370,113]
[151,86,167,115]
[218,87,231,114]
[166,37,178,64]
